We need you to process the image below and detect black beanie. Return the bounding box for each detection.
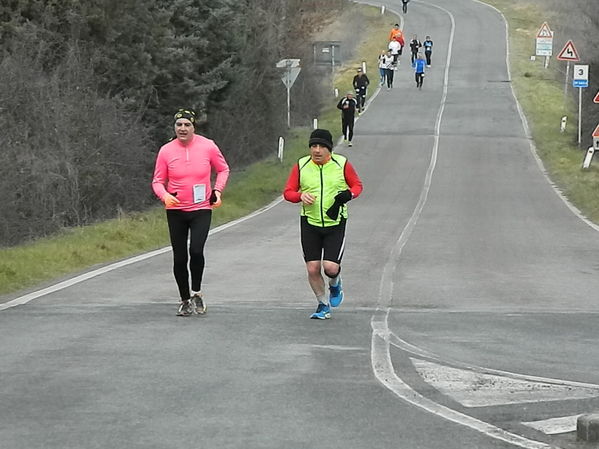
[174,108,196,124]
[308,129,333,151]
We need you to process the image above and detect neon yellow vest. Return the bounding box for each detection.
[298,154,349,227]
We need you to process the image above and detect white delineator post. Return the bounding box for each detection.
[277,136,284,162]
[582,147,594,169]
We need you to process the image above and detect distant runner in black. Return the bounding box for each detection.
[337,91,357,147]
[423,35,433,67]
[352,68,370,113]
[409,34,422,65]
[402,0,410,13]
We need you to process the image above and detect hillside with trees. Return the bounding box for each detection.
[0,0,343,247]
[2,0,595,249]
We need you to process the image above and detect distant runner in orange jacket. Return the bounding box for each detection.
[388,24,404,53]
[388,23,404,43]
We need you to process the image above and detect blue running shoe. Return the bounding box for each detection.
[329,280,344,307]
[310,302,331,320]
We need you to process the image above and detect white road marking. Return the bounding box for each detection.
[372,321,553,449]
[390,331,599,391]
[311,344,366,352]
[522,415,581,435]
[369,1,561,448]
[411,358,599,407]
[0,198,283,311]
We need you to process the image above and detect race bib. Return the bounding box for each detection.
[193,184,206,203]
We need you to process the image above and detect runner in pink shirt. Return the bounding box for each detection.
[152,109,230,316]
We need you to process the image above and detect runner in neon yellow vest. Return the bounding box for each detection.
[283,129,363,319]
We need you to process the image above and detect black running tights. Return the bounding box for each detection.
[166,209,212,300]
[342,117,354,141]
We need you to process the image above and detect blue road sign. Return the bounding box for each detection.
[573,79,589,88]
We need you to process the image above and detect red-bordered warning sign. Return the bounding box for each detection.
[593,124,599,138]
[536,22,553,38]
[593,92,599,104]
[557,40,580,62]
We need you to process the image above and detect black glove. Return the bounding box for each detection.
[325,190,352,220]
[334,189,352,204]
[326,203,341,220]
[209,190,218,205]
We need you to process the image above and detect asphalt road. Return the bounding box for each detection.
[3,1,599,448]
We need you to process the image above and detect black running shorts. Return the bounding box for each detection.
[300,216,346,263]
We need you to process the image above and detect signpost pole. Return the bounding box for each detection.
[331,45,335,78]
[286,60,291,128]
[578,87,582,146]
[286,84,291,128]
[564,61,570,99]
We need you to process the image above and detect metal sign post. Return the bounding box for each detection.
[573,64,589,146]
[276,59,301,128]
[331,45,336,77]
[565,61,570,97]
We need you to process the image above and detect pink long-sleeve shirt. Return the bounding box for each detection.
[152,134,230,211]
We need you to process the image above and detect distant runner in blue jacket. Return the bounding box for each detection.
[412,53,426,89]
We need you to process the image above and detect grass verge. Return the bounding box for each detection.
[481,0,599,223]
[0,4,396,297]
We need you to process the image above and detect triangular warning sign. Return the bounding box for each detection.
[593,124,599,138]
[536,22,553,38]
[593,91,599,104]
[557,40,580,61]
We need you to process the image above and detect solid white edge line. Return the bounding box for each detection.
[0,197,283,311]
[470,0,599,234]
[369,2,558,448]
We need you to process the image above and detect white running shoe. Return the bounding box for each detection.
[177,299,193,316]
[191,293,206,315]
